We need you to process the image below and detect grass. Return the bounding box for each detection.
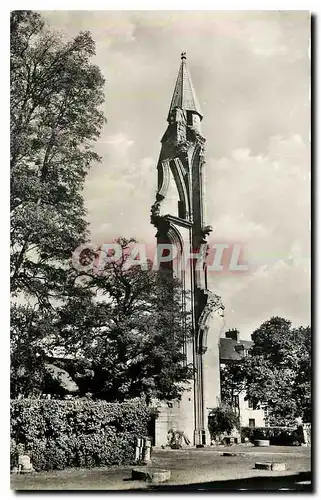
[11,445,312,491]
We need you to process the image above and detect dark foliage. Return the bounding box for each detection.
[245,317,311,425]
[11,398,156,470]
[208,404,240,440]
[241,426,305,446]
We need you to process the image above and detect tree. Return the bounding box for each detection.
[10,10,105,302]
[11,303,48,398]
[220,328,245,406]
[10,10,105,395]
[220,361,246,407]
[244,317,311,425]
[11,237,194,402]
[208,404,240,441]
[50,238,194,403]
[10,13,193,404]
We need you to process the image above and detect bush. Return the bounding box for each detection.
[208,405,240,441]
[241,426,304,446]
[167,429,190,449]
[11,398,155,471]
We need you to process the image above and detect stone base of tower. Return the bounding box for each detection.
[154,402,214,447]
[193,428,211,446]
[153,382,219,447]
[154,388,195,447]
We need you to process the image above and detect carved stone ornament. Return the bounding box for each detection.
[150,199,162,227]
[201,225,213,240]
[199,290,224,328]
[197,290,225,354]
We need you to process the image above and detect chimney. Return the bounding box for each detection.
[225,330,239,342]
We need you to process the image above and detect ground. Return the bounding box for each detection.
[11,445,312,491]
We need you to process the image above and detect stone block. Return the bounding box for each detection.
[18,454,35,472]
[20,468,35,474]
[255,462,272,470]
[18,455,31,468]
[222,452,245,457]
[271,462,287,471]
[132,467,171,483]
[254,461,286,471]
[254,439,270,447]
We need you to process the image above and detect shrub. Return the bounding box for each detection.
[208,405,240,441]
[241,426,304,446]
[167,429,190,449]
[11,398,155,471]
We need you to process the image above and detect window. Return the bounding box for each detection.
[247,398,257,410]
[263,407,269,426]
[249,418,255,428]
[186,111,193,126]
[232,395,239,408]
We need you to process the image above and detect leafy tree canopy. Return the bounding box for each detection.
[233,317,311,425]
[11,10,105,304]
[9,12,197,406]
[50,238,193,403]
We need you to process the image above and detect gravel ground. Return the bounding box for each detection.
[11,445,312,491]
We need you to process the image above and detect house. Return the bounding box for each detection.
[219,330,267,428]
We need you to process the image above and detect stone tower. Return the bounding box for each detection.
[151,53,225,446]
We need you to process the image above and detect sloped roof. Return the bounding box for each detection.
[219,338,253,362]
[219,338,242,362]
[168,54,203,119]
[238,340,253,350]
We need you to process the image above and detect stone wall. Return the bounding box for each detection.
[154,388,195,447]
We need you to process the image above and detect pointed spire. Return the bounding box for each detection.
[168,52,203,120]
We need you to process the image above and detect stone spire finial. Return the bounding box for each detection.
[168,53,203,120]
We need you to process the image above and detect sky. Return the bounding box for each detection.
[42,10,311,337]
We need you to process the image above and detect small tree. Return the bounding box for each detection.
[208,404,240,442]
[220,361,246,407]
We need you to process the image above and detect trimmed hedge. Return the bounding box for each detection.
[11,398,156,471]
[241,426,304,446]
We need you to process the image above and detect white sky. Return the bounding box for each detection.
[41,10,311,336]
